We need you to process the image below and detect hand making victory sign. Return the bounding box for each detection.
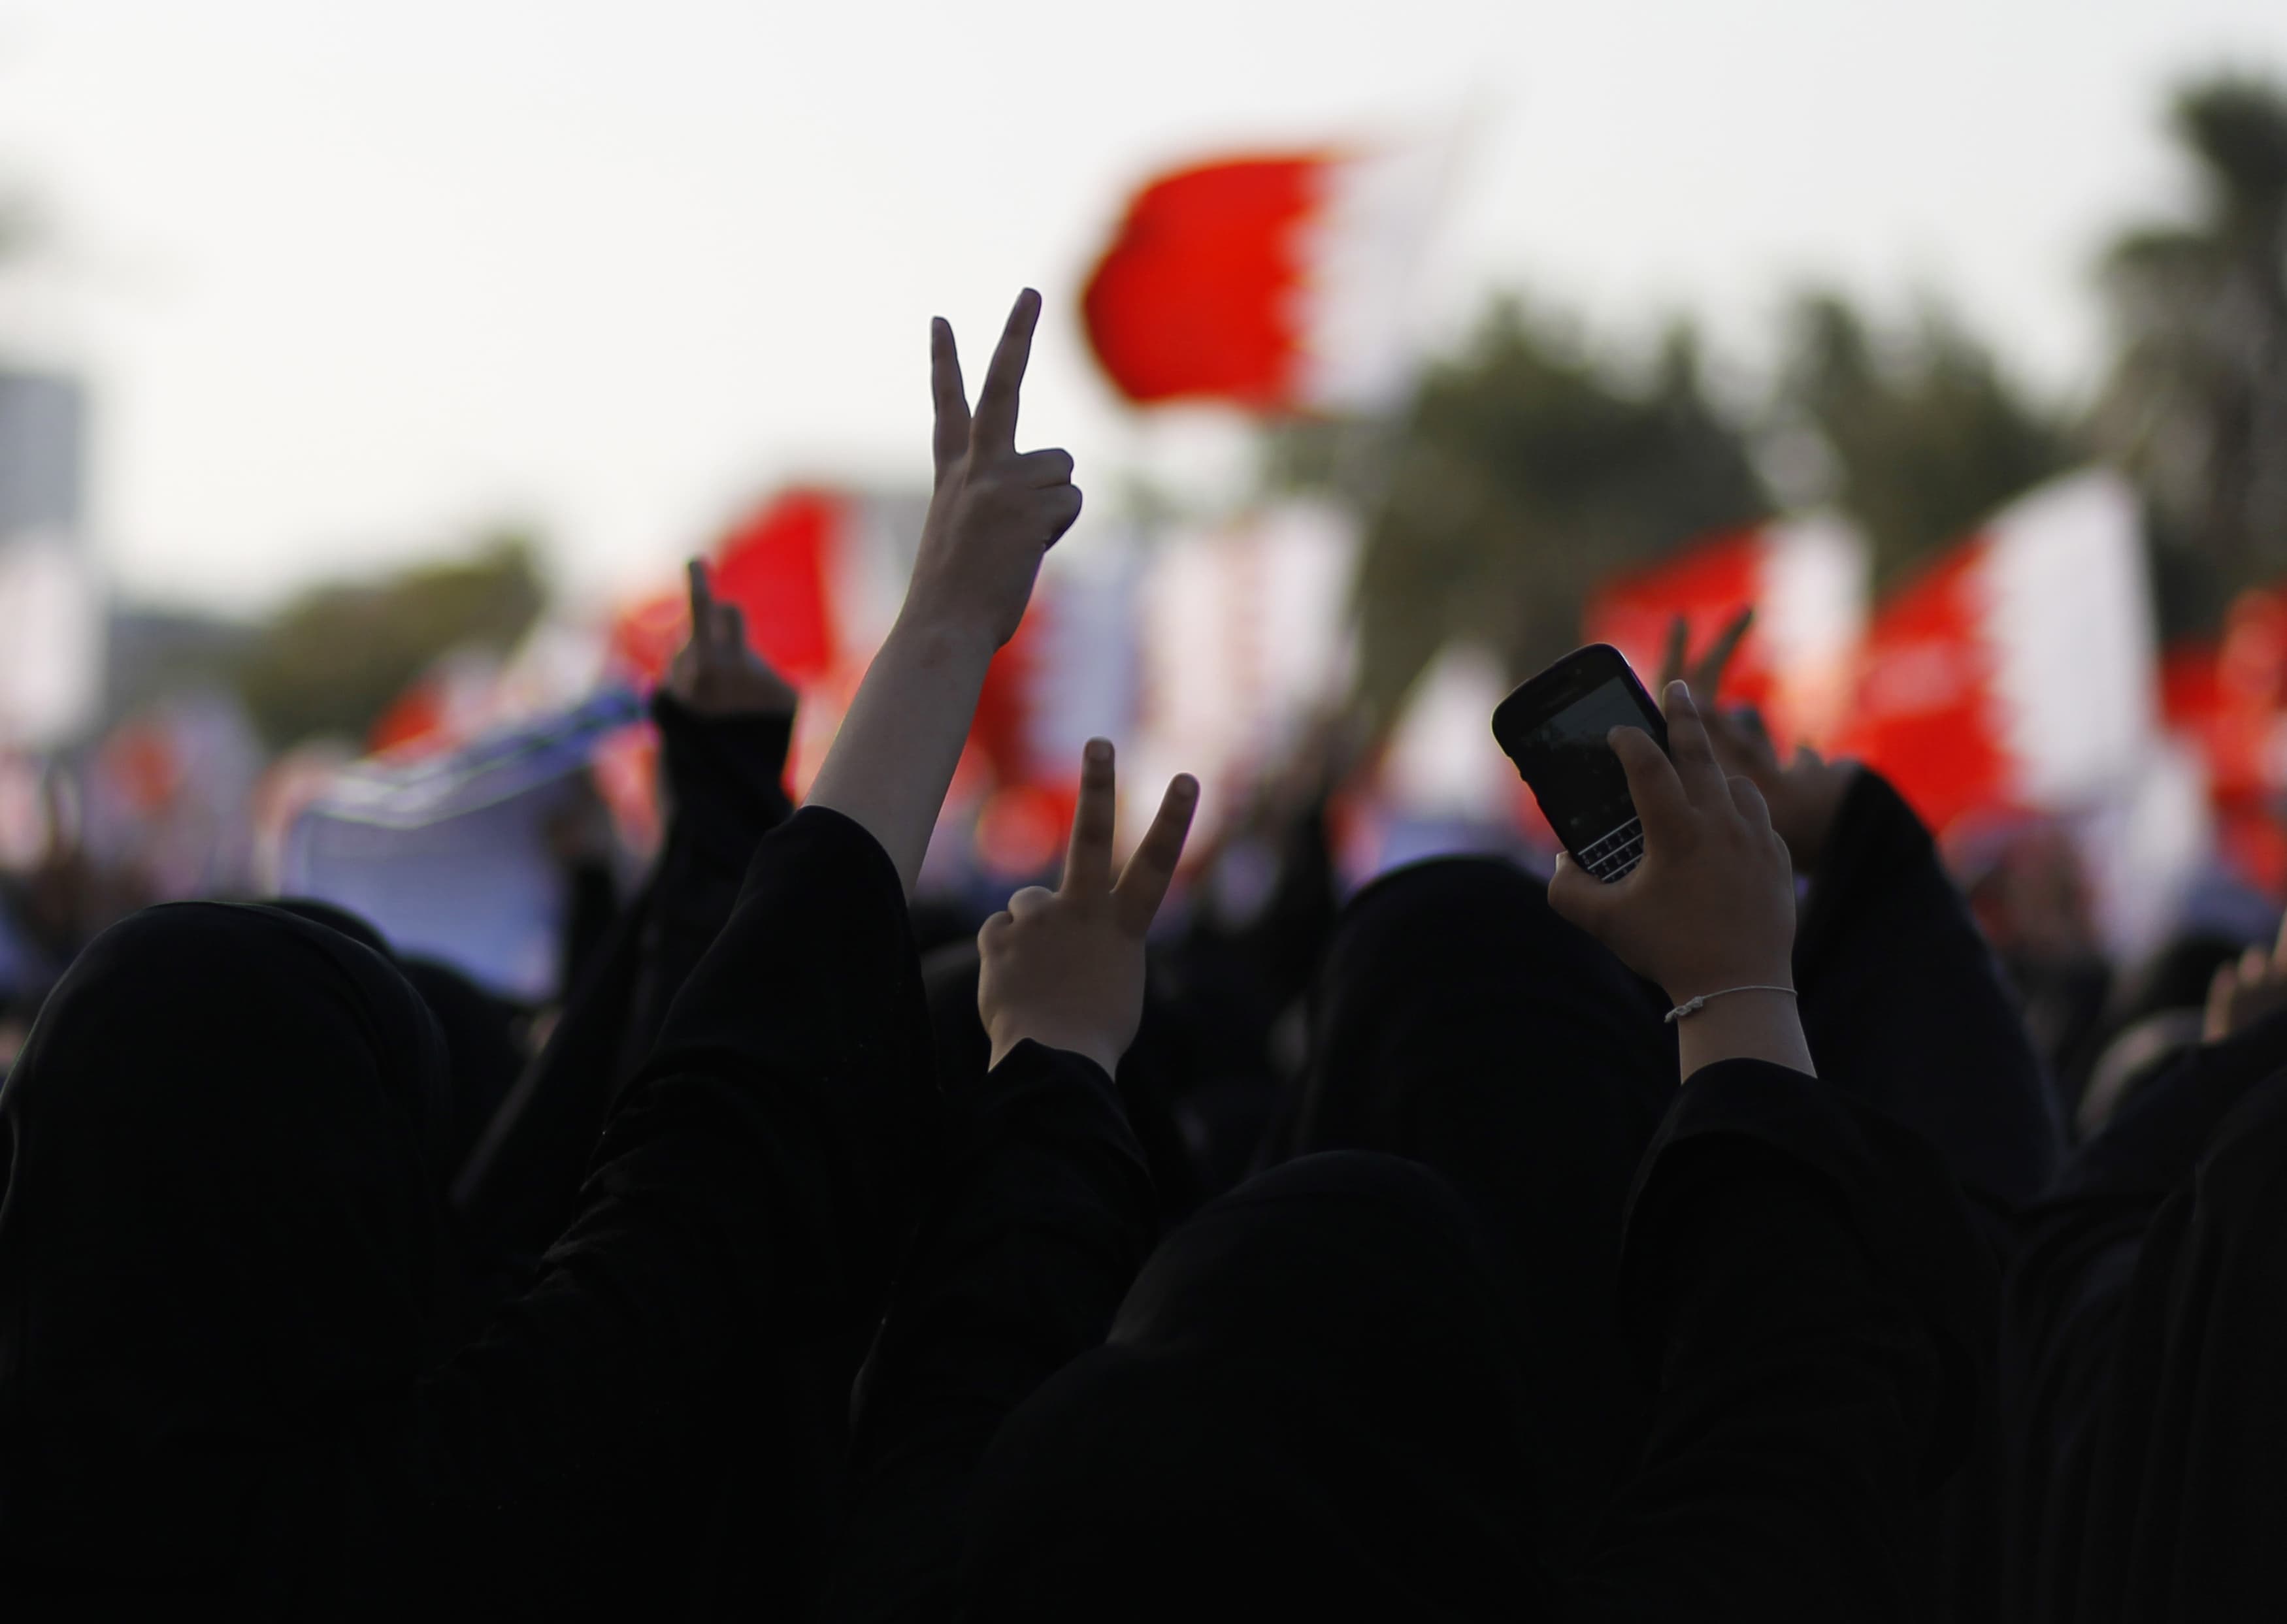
[806,289,1085,895]
[907,289,1083,650]
[979,739,1200,1078]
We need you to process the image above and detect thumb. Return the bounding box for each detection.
[1547,851,1611,934]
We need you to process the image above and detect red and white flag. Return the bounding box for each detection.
[1832,469,2156,835]
[1081,141,1451,414]
[2160,587,2287,892]
[1127,501,1359,843]
[1584,515,1869,747]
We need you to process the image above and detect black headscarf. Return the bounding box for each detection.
[1266,856,1675,1562]
[0,901,451,1586]
[959,1151,1558,1621]
[267,898,527,1182]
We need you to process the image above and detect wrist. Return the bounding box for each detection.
[1658,964,1796,1008]
[1674,989,1815,1080]
[988,1023,1124,1080]
[891,599,1006,664]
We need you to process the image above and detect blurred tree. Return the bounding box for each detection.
[1773,292,2072,588]
[233,533,547,747]
[2091,76,2287,620]
[1275,301,1769,719]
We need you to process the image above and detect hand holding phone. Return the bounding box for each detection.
[1491,644,1670,883]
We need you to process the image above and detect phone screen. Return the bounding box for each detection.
[1511,679,1658,849]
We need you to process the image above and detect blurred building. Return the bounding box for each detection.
[0,369,101,749]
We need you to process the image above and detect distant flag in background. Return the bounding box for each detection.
[1584,515,1869,747]
[1832,470,2158,836]
[1127,502,1360,848]
[1081,140,1453,414]
[2160,586,2287,893]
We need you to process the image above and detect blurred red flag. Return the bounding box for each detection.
[604,487,849,689]
[1833,470,2154,835]
[1583,516,1866,747]
[708,487,844,683]
[1081,143,1447,414]
[2160,587,2287,892]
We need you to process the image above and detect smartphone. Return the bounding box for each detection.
[1490,643,1671,883]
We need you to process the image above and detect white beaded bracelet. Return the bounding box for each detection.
[1664,984,1798,1024]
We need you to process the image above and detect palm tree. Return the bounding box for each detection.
[2092,78,2287,590]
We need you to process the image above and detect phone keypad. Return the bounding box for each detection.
[1577,818,1645,883]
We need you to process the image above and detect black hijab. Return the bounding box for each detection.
[267,898,526,1181]
[1266,856,1676,1564]
[958,1151,1558,1621]
[0,901,451,1587]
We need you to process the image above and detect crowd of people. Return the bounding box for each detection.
[1,287,2282,1619]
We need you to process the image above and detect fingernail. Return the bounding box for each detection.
[1173,775,1199,799]
[1085,738,1111,764]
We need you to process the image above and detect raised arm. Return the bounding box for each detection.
[807,290,1082,894]
[372,293,1081,1612]
[450,558,800,1290]
[822,740,1198,1623]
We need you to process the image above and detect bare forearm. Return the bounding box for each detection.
[806,611,997,896]
[1677,990,1816,1082]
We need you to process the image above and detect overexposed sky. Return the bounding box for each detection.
[0,0,2280,614]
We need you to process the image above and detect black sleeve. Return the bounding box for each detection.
[817,1040,1157,1624]
[1999,1006,2287,1621]
[450,694,795,1284]
[1794,769,2062,1218]
[363,806,937,1612]
[1573,1058,1996,1623]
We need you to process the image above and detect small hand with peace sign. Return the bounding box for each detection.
[978,739,1200,1077]
[1658,606,1858,873]
[663,559,798,718]
[904,289,1082,651]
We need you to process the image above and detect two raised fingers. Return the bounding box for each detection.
[1656,608,1754,698]
[929,289,1045,479]
[1057,738,1198,936]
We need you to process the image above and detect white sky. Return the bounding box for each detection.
[0,0,2280,615]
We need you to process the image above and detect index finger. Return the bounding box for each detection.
[1658,615,1689,690]
[1660,680,1732,809]
[970,288,1040,455]
[1113,773,1200,937]
[1609,724,1692,849]
[687,559,713,628]
[1062,739,1117,899]
[930,317,971,478]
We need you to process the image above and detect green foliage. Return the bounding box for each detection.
[2092,76,2287,623]
[1775,293,2073,587]
[232,533,547,747]
[1313,301,1770,719]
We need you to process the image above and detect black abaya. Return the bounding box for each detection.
[2002,1004,2287,1621]
[958,1062,1992,1621]
[453,691,796,1278]
[0,805,932,1615]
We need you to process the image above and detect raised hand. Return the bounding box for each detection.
[1659,608,1858,873]
[663,559,798,717]
[2205,914,2287,1043]
[904,289,1082,651]
[978,739,1200,1077]
[1656,606,1754,699]
[805,289,1083,894]
[1549,681,1812,1077]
